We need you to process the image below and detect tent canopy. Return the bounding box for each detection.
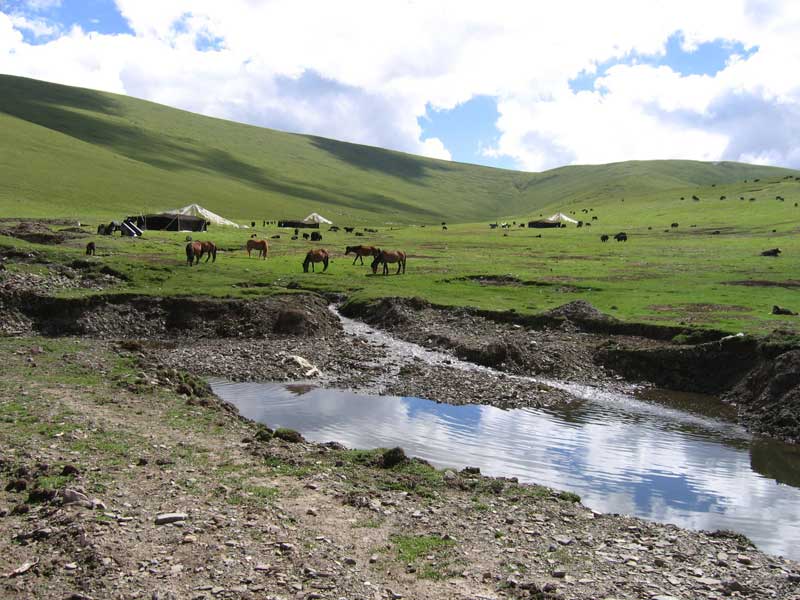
[168,203,241,228]
[302,212,333,225]
[542,212,578,224]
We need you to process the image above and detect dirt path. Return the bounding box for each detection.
[1,337,799,600]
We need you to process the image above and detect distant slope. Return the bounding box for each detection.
[1,74,798,223]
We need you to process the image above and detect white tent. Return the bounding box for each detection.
[168,203,241,228]
[302,212,333,225]
[543,212,579,224]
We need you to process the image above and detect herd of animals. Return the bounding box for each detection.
[83,219,784,274]
[180,234,407,275]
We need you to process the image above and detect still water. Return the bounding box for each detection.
[211,379,800,560]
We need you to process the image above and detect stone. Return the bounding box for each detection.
[155,512,188,525]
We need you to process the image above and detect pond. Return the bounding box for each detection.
[211,379,800,560]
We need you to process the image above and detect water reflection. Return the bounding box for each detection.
[212,380,800,560]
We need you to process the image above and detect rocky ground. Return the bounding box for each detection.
[2,338,799,600]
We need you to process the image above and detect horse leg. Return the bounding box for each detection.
[396,262,401,275]
[323,258,328,272]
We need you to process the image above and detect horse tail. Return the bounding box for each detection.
[185,243,194,266]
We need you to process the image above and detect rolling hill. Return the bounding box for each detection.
[1,74,798,223]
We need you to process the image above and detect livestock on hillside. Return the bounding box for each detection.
[345,245,379,265]
[85,241,96,256]
[761,248,781,257]
[303,249,329,272]
[371,250,407,275]
[600,234,609,242]
[245,239,269,259]
[671,222,679,228]
[185,241,217,266]
[614,232,628,242]
[311,231,322,242]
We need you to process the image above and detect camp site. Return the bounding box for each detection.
[2,6,800,599]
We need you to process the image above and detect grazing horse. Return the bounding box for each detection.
[246,239,269,259]
[345,245,379,265]
[371,250,407,275]
[186,241,217,266]
[85,241,96,256]
[186,241,202,266]
[199,241,217,262]
[303,249,329,272]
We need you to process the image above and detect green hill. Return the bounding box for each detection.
[1,74,798,223]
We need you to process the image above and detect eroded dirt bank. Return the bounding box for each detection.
[341,297,800,444]
[1,339,799,600]
[3,269,800,440]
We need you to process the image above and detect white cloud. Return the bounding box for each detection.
[1,0,800,169]
[8,13,58,37]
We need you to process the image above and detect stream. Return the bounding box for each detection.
[210,310,800,559]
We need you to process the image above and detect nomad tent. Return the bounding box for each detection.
[128,213,208,232]
[167,204,241,228]
[128,204,240,232]
[528,212,579,228]
[302,212,333,225]
[278,220,318,229]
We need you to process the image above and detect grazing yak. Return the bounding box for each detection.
[761,248,781,257]
[772,305,797,316]
[344,227,355,233]
[86,241,96,256]
[592,216,598,221]
[311,231,322,242]
[600,234,609,242]
[671,222,679,228]
[614,232,628,242]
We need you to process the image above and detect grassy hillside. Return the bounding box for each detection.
[1,74,798,224]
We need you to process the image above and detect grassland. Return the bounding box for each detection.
[1,74,798,224]
[2,75,800,335]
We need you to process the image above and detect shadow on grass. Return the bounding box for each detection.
[309,136,455,181]
[0,75,440,218]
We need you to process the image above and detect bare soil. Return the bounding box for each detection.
[2,340,799,600]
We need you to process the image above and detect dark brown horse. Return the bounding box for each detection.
[85,241,96,256]
[371,250,406,275]
[246,239,269,259]
[303,248,329,272]
[345,245,379,265]
[186,241,217,266]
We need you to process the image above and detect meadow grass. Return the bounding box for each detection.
[2,75,800,334]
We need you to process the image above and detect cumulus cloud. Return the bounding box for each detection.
[1,0,800,169]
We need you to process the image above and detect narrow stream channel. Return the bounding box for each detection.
[210,310,800,560]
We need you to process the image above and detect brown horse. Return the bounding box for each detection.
[303,249,329,272]
[186,241,217,266]
[344,245,379,265]
[246,239,269,259]
[85,241,96,256]
[371,250,406,275]
[186,241,202,266]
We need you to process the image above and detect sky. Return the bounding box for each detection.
[1,0,799,172]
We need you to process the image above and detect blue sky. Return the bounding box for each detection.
[3,0,131,39]
[1,1,799,171]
